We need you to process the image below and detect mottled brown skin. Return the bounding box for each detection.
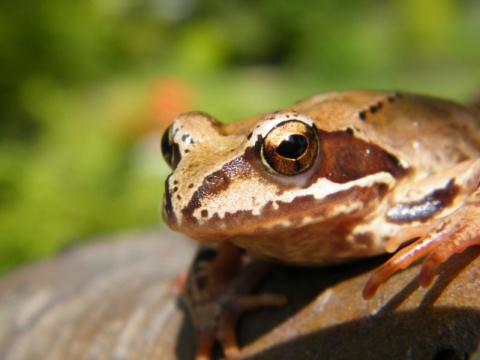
[161,90,480,359]
[164,91,479,244]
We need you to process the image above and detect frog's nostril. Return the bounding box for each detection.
[204,173,225,187]
[202,171,230,193]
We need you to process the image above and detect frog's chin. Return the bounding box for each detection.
[165,223,232,243]
[187,233,231,243]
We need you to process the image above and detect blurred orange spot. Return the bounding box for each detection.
[149,77,194,131]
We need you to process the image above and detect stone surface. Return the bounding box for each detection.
[0,229,479,360]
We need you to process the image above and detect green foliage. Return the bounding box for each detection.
[0,0,479,271]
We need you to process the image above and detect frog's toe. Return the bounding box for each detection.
[220,294,286,359]
[236,293,288,311]
[417,251,446,288]
[196,333,216,360]
[363,230,442,299]
[418,212,480,287]
[192,292,286,360]
[193,302,241,360]
[217,312,241,360]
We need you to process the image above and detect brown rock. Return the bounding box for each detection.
[0,230,479,360]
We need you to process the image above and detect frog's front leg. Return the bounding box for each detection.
[184,242,287,360]
[363,159,480,299]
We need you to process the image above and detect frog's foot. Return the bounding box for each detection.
[193,291,287,360]
[185,243,287,360]
[363,187,480,299]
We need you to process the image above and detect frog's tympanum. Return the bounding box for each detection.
[161,90,480,359]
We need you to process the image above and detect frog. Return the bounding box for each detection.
[161,90,480,360]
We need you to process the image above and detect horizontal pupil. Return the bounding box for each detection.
[276,134,308,159]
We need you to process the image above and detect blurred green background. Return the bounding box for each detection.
[0,0,479,272]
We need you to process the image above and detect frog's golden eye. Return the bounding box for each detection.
[161,125,179,169]
[261,120,320,175]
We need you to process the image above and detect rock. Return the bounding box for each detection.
[0,230,479,360]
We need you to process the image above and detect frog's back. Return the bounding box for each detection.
[294,90,480,173]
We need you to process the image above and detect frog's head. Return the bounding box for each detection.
[161,110,405,243]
